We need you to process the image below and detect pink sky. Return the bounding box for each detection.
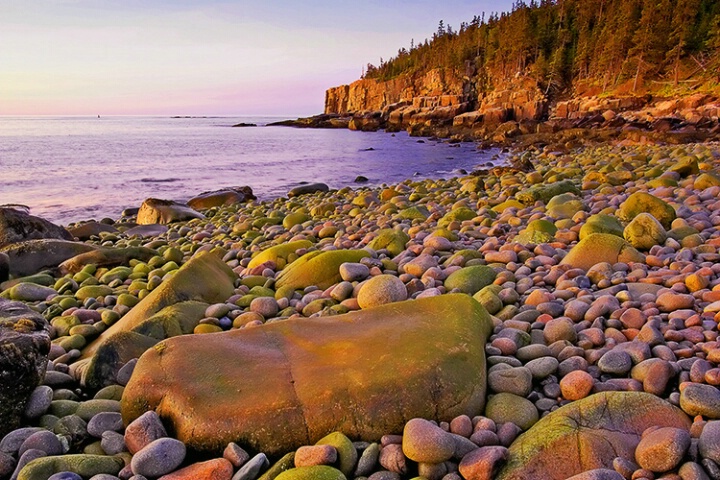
[1,0,514,116]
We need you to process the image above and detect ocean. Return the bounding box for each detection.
[0,116,503,225]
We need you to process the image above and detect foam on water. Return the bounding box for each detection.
[0,116,504,224]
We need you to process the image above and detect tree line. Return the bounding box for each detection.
[363,0,720,97]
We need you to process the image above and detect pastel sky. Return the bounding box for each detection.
[2,1,514,116]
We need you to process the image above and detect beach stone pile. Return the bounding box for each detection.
[2,142,720,479]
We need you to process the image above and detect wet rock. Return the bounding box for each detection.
[136,198,204,225]
[0,207,73,249]
[187,186,255,210]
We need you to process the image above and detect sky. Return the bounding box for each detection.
[1,1,515,116]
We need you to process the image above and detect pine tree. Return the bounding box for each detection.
[667,0,701,85]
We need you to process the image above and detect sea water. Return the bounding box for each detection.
[0,116,503,224]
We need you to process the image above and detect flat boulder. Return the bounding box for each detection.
[187,186,256,210]
[137,198,204,225]
[58,246,157,275]
[276,250,370,291]
[0,207,73,249]
[0,299,51,438]
[66,221,119,241]
[0,240,97,278]
[497,392,691,480]
[288,183,330,197]
[73,251,235,388]
[121,294,493,455]
[560,233,644,271]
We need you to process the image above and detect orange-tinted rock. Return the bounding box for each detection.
[497,392,691,480]
[121,294,493,455]
[187,187,255,211]
[157,458,234,480]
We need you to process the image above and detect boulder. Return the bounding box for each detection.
[367,229,410,257]
[247,240,314,271]
[0,207,73,249]
[288,183,330,197]
[496,392,691,480]
[617,192,676,229]
[16,454,124,480]
[58,247,158,275]
[187,186,256,210]
[0,299,51,438]
[515,220,557,245]
[137,198,205,225]
[579,215,624,240]
[560,234,644,271]
[0,240,97,278]
[66,221,119,241]
[623,213,667,250]
[275,250,370,291]
[74,251,235,388]
[121,294,493,455]
[516,180,580,206]
[546,193,584,219]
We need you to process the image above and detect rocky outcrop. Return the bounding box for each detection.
[121,294,493,455]
[324,68,466,114]
[0,207,73,249]
[0,299,51,438]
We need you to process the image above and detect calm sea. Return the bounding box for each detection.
[0,116,503,224]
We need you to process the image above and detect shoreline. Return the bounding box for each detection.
[2,140,720,479]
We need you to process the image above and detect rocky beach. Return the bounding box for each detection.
[2,138,720,480]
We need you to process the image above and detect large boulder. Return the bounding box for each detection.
[560,233,644,271]
[0,299,51,438]
[0,240,97,278]
[0,207,73,249]
[58,247,157,275]
[275,250,370,291]
[288,183,330,197]
[497,392,691,480]
[187,186,256,211]
[137,198,205,225]
[73,251,235,388]
[66,221,119,241]
[121,294,493,455]
[623,213,667,250]
[617,192,676,229]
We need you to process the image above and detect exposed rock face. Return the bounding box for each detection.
[136,198,204,225]
[74,251,236,388]
[121,294,493,455]
[497,392,690,480]
[0,207,73,249]
[0,240,97,278]
[0,299,51,438]
[187,186,256,211]
[324,68,466,114]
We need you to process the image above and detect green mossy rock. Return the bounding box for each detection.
[516,180,580,206]
[473,285,503,315]
[367,229,410,256]
[623,213,667,250]
[276,466,346,480]
[560,233,644,271]
[276,250,370,291]
[396,206,430,221]
[316,432,357,478]
[75,251,235,389]
[647,177,678,188]
[485,393,539,430]
[443,249,483,267]
[617,192,676,229]
[438,207,477,228]
[258,452,295,480]
[492,199,524,213]
[248,240,313,270]
[6,282,56,302]
[283,212,311,229]
[515,220,557,245]
[579,214,624,241]
[75,285,114,301]
[669,155,699,177]
[444,265,497,295]
[546,193,584,219]
[18,454,124,480]
[121,294,493,456]
[694,172,720,190]
[496,392,691,480]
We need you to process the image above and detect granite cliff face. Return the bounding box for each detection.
[324,68,466,115]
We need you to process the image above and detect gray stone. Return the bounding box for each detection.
[130,438,186,477]
[598,350,633,376]
[19,430,63,456]
[231,453,269,480]
[24,386,53,419]
[0,207,72,249]
[699,421,720,464]
[101,431,127,455]
[87,412,123,438]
